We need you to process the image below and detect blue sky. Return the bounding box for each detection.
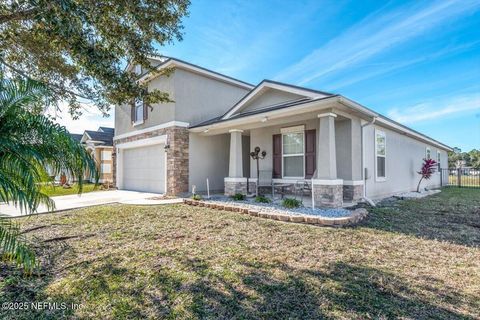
[60,0,480,151]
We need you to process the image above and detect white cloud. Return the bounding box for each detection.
[186,0,330,77]
[326,41,480,90]
[46,102,114,134]
[387,94,480,124]
[275,0,480,85]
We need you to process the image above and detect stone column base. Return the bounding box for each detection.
[343,182,364,202]
[224,177,248,196]
[312,179,344,208]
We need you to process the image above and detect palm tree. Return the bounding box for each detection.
[0,75,98,272]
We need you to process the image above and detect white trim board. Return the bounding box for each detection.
[311,179,344,185]
[116,135,167,149]
[193,95,451,152]
[222,81,329,119]
[138,58,253,90]
[224,177,248,182]
[113,121,189,141]
[191,97,337,133]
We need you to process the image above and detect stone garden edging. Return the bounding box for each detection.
[182,199,368,227]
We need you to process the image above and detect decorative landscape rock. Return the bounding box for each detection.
[182,198,369,227]
[393,189,441,200]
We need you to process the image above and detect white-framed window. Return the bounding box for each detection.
[281,126,305,178]
[375,129,386,181]
[134,64,142,75]
[426,147,431,160]
[134,98,144,125]
[101,150,112,161]
[101,163,111,174]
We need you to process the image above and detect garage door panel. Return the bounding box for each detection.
[121,144,165,193]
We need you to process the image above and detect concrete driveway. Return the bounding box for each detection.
[0,190,162,217]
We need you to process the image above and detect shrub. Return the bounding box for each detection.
[417,158,437,192]
[255,195,271,203]
[192,194,202,201]
[282,198,301,208]
[231,193,245,201]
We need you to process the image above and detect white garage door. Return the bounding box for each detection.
[122,144,165,193]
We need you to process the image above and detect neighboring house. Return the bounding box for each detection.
[113,56,452,208]
[80,127,115,183]
[70,133,83,143]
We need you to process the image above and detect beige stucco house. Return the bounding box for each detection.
[79,127,115,184]
[113,56,451,207]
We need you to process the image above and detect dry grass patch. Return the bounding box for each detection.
[1,188,479,319]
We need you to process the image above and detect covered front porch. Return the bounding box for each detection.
[192,98,371,208]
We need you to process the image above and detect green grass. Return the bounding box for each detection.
[1,188,479,319]
[39,183,100,197]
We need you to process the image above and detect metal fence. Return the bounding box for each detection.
[440,168,480,188]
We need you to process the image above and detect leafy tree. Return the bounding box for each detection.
[468,149,480,169]
[448,148,480,169]
[0,75,97,272]
[0,0,190,117]
[448,150,464,169]
[417,158,437,192]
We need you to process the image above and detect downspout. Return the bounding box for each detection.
[361,116,377,206]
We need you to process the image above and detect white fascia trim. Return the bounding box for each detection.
[375,117,452,151]
[80,132,91,144]
[138,59,253,90]
[222,82,327,120]
[343,180,364,186]
[338,96,378,118]
[116,135,167,149]
[224,177,248,182]
[114,121,189,140]
[317,112,337,118]
[339,96,451,152]
[190,96,338,133]
[311,179,344,185]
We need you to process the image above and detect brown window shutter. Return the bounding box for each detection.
[143,102,148,121]
[305,129,316,178]
[130,100,135,123]
[272,134,282,178]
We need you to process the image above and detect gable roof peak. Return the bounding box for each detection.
[221,79,334,120]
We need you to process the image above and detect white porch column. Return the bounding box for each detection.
[225,129,248,195]
[228,129,243,177]
[317,113,337,179]
[313,112,343,208]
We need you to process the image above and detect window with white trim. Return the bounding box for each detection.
[375,130,386,180]
[134,64,142,75]
[101,163,111,174]
[134,98,144,124]
[282,129,304,178]
[101,150,112,161]
[426,147,431,160]
[437,151,441,170]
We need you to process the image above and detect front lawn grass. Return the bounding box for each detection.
[39,183,100,197]
[1,188,479,319]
